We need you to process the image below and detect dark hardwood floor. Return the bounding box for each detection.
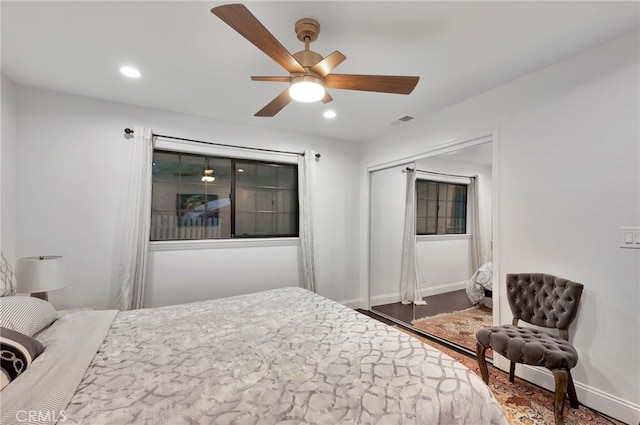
[371,289,475,324]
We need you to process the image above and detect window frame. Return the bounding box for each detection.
[150,149,299,242]
[415,178,468,236]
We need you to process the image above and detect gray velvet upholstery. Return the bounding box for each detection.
[475,273,584,425]
[476,325,578,369]
[505,273,583,332]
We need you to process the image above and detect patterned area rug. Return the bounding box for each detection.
[399,329,623,425]
[412,306,493,355]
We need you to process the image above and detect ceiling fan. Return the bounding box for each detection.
[211,3,420,117]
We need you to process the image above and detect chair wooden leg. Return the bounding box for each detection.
[567,370,579,409]
[509,361,516,383]
[552,369,569,425]
[475,342,490,384]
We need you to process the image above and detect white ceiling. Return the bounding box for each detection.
[2,1,638,143]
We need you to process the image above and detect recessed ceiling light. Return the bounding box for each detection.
[323,110,337,119]
[120,66,142,78]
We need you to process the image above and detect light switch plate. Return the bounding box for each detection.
[620,227,640,249]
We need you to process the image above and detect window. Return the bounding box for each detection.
[416,180,467,235]
[150,151,298,241]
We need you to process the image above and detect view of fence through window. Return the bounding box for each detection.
[416,179,467,235]
[150,151,298,240]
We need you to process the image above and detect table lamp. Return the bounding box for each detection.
[15,256,65,301]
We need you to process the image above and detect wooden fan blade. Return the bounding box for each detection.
[211,4,306,74]
[310,51,347,77]
[251,76,291,83]
[321,91,333,104]
[254,88,292,117]
[325,74,419,94]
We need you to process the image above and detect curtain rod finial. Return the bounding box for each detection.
[124,128,134,135]
[315,153,321,159]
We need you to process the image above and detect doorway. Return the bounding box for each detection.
[368,136,495,353]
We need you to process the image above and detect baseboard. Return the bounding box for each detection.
[371,280,468,306]
[340,298,365,310]
[494,357,639,424]
[420,280,468,297]
[370,292,402,306]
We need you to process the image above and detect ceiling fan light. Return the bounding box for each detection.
[289,76,325,103]
[201,168,215,182]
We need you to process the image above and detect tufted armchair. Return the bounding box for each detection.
[476,273,584,425]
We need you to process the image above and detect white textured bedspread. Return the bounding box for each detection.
[63,287,507,424]
[467,262,493,305]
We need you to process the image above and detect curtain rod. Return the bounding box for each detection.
[405,167,474,179]
[123,128,321,159]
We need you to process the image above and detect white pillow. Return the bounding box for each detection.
[0,296,59,336]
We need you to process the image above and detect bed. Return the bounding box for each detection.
[1,287,507,425]
[466,262,493,305]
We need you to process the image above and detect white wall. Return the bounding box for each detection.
[361,32,640,423]
[13,87,362,310]
[147,242,301,307]
[1,74,18,262]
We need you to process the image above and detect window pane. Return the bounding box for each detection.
[414,179,468,236]
[255,213,275,235]
[427,200,437,217]
[416,217,427,234]
[180,155,206,185]
[438,185,448,203]
[256,165,277,187]
[236,163,256,186]
[417,181,428,200]
[152,151,297,240]
[426,218,437,234]
[236,188,255,212]
[277,189,296,213]
[278,167,296,189]
[454,201,466,218]
[256,189,276,212]
[417,200,427,218]
[236,212,256,236]
[152,152,180,183]
[235,162,298,238]
[151,152,231,241]
[207,157,232,186]
[277,213,297,235]
[443,201,454,218]
[427,183,438,200]
[152,182,179,211]
[437,217,446,234]
[446,184,457,201]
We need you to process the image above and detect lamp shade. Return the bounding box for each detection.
[15,256,65,294]
[289,75,325,103]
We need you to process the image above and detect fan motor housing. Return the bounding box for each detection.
[295,18,320,43]
[293,50,323,68]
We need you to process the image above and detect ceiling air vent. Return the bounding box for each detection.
[390,115,415,126]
